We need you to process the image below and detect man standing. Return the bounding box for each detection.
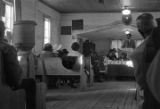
[134,13,160,109]
[122,33,136,49]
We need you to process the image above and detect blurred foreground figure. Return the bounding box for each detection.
[0,20,36,109]
[130,13,160,109]
[0,20,22,88]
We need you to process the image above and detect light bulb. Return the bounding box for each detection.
[122,9,131,15]
[125,30,130,35]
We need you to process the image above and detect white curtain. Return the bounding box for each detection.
[111,39,143,49]
[111,40,122,49]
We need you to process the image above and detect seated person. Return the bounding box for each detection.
[58,49,76,70]
[107,49,118,60]
[40,43,57,58]
[118,52,128,60]
[0,20,36,109]
[57,48,69,58]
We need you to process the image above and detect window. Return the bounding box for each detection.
[111,40,122,49]
[3,3,13,33]
[44,17,51,44]
[111,39,144,49]
[1,2,13,44]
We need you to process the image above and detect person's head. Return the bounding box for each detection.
[62,49,69,56]
[43,43,53,52]
[136,13,155,38]
[127,33,132,39]
[0,20,5,38]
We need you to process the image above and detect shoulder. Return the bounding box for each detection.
[0,41,16,53]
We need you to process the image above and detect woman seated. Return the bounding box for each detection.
[40,43,58,58]
[106,48,118,60]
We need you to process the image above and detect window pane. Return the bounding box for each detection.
[111,40,122,49]
[44,18,51,44]
[3,3,13,44]
[5,4,13,32]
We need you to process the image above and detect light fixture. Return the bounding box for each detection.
[122,6,132,25]
[125,30,130,35]
[122,8,131,15]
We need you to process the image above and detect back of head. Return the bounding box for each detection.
[43,43,53,52]
[136,13,153,22]
[136,13,155,38]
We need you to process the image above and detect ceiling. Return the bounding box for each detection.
[39,0,160,40]
[77,20,142,40]
[40,0,160,13]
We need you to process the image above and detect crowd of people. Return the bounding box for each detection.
[130,13,160,109]
[106,48,128,60]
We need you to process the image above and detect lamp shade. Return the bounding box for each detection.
[13,20,36,51]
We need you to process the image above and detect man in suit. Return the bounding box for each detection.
[122,33,136,49]
[135,13,160,109]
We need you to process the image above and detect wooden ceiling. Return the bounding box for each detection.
[40,0,160,13]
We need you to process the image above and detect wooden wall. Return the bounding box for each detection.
[0,0,61,54]
[20,0,61,54]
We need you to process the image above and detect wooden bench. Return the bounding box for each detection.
[37,56,90,90]
[0,51,26,109]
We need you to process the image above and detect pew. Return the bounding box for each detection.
[36,56,89,89]
[0,51,26,109]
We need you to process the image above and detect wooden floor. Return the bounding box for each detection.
[46,81,138,109]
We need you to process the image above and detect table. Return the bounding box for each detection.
[107,64,135,77]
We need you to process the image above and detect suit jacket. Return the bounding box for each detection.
[0,40,22,88]
[122,39,136,48]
